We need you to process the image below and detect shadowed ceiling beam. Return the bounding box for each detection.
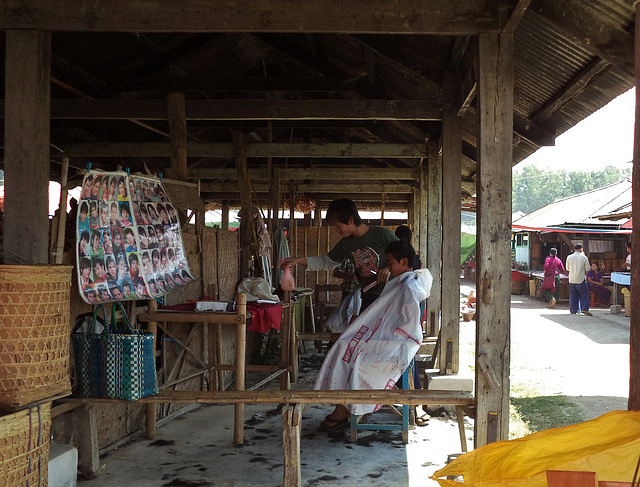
[56,142,427,158]
[191,167,419,181]
[0,0,500,34]
[6,99,441,121]
[201,182,414,193]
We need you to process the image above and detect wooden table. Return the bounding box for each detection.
[139,291,294,444]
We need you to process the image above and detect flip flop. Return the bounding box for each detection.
[416,414,430,426]
[318,417,349,432]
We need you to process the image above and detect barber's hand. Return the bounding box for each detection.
[376,267,390,284]
[279,257,306,268]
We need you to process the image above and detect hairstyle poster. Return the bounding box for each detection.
[77,171,196,304]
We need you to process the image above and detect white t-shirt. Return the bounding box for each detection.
[566,251,590,284]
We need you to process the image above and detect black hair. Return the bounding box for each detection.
[80,201,89,214]
[128,253,139,265]
[395,225,412,243]
[326,198,362,226]
[80,230,90,242]
[385,241,416,270]
[80,257,91,270]
[549,248,557,256]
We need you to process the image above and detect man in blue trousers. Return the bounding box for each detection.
[566,243,592,316]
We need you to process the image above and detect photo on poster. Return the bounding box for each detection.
[78,201,90,232]
[92,256,108,284]
[78,229,90,257]
[79,257,93,287]
[89,201,99,229]
[77,171,195,304]
[105,254,117,282]
[90,229,104,257]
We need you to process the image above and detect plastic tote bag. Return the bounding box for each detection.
[72,303,158,401]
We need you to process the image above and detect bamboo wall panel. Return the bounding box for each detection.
[201,226,218,297]
[217,230,240,301]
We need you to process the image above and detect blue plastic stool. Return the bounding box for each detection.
[350,367,412,444]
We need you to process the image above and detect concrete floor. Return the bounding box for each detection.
[77,279,631,486]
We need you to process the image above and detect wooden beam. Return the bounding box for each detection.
[201,182,414,194]
[166,93,188,180]
[440,74,462,376]
[0,0,500,34]
[192,167,419,181]
[502,0,531,34]
[113,75,373,93]
[13,99,441,121]
[3,30,51,265]
[63,389,475,405]
[426,138,443,336]
[475,32,513,447]
[532,58,612,124]
[57,142,427,159]
[234,133,253,279]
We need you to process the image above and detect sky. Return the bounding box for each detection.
[516,88,635,173]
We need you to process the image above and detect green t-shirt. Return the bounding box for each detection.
[326,226,398,296]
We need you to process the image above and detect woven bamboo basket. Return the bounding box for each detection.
[0,265,73,410]
[0,402,51,487]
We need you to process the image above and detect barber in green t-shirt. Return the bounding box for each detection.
[281,198,398,313]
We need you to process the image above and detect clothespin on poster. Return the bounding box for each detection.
[125,167,130,176]
[85,162,92,174]
[158,172,163,181]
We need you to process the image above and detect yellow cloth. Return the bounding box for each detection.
[431,410,640,487]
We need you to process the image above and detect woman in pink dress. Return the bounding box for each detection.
[542,247,565,308]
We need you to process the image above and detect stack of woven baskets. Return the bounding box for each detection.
[0,265,73,487]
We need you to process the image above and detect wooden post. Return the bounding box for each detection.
[475,32,513,446]
[629,1,640,411]
[221,200,230,230]
[282,404,302,487]
[146,298,158,440]
[53,157,70,264]
[281,290,292,391]
[273,167,281,232]
[427,139,443,336]
[233,131,253,278]
[4,30,51,264]
[412,185,420,249]
[440,73,462,375]
[167,92,188,181]
[234,293,247,444]
[77,405,100,479]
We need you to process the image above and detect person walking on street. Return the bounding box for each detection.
[542,248,564,308]
[566,243,592,316]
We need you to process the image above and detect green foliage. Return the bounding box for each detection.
[512,165,631,214]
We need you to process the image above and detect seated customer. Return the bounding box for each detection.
[314,241,432,432]
[587,262,612,307]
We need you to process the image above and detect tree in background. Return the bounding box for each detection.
[512,165,631,215]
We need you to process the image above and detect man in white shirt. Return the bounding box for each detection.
[566,243,592,316]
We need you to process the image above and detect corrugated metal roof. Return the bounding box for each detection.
[513,178,632,228]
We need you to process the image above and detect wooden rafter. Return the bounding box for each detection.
[0,0,501,34]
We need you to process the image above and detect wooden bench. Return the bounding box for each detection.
[62,388,474,486]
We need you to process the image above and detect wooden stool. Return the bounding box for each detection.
[350,367,412,444]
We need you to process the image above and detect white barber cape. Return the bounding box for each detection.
[314,268,433,415]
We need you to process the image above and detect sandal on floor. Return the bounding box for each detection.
[416,414,430,426]
[318,417,349,432]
